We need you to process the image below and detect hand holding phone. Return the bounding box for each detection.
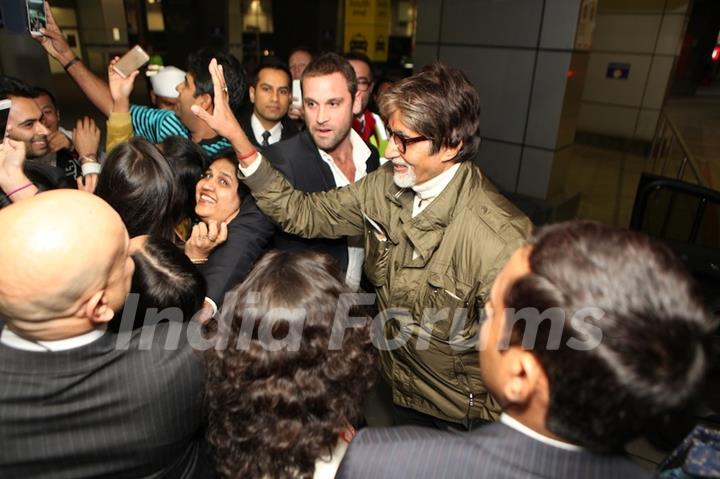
[0,100,12,142]
[26,0,47,36]
[291,79,302,108]
[112,45,151,79]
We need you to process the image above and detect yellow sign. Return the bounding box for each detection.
[343,0,391,62]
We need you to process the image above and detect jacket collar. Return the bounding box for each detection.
[385,161,479,263]
[385,160,477,229]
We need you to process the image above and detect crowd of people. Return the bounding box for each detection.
[0,2,717,478]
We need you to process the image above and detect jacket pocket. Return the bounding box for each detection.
[362,216,391,287]
[418,273,472,341]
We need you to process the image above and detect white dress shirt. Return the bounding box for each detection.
[251,113,283,146]
[0,326,107,352]
[500,413,584,452]
[238,130,370,291]
[315,130,368,290]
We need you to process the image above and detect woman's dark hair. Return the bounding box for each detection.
[120,236,205,330]
[162,136,207,220]
[206,250,377,479]
[96,137,179,239]
[502,221,716,452]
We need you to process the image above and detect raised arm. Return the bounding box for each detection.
[105,57,139,151]
[36,1,113,116]
[191,59,365,239]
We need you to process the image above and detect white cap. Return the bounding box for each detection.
[150,66,186,98]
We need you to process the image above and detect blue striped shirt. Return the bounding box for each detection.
[130,104,231,155]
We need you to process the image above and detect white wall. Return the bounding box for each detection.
[577,0,689,141]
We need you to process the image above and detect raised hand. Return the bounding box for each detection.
[184,219,229,262]
[190,59,255,163]
[35,1,75,65]
[108,57,140,112]
[190,59,242,139]
[72,117,100,159]
[47,130,72,152]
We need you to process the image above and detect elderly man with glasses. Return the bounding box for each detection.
[194,59,532,431]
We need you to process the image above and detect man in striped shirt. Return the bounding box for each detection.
[36,4,244,155]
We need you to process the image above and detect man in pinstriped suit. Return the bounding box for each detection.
[338,222,715,478]
[0,191,210,478]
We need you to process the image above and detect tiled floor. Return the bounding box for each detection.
[562,143,652,227]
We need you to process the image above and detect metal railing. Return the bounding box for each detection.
[649,110,708,188]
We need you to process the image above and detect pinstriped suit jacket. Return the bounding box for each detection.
[336,423,652,479]
[0,322,210,478]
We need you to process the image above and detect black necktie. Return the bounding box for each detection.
[262,130,271,147]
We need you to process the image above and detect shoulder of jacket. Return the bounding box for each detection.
[460,169,532,243]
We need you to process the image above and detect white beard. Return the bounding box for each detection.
[392,160,417,188]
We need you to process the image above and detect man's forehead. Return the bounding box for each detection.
[34,94,56,110]
[8,96,42,122]
[303,72,349,93]
[349,59,371,77]
[290,51,311,64]
[257,68,290,87]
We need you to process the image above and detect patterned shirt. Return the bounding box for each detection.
[130,104,231,155]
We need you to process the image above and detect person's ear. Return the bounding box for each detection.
[352,89,363,116]
[82,290,115,324]
[440,141,463,163]
[249,85,256,104]
[197,92,213,112]
[501,349,542,405]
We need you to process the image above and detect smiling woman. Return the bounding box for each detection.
[186,149,274,311]
[195,155,241,224]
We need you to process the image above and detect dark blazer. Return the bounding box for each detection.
[198,193,274,308]
[337,423,652,479]
[0,322,211,478]
[239,111,299,148]
[261,130,380,273]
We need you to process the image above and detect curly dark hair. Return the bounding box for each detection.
[205,250,377,479]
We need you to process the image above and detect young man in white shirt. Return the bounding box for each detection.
[236,53,380,291]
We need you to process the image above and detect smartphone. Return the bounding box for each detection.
[26,0,46,36]
[0,100,11,142]
[112,45,151,79]
[292,79,302,108]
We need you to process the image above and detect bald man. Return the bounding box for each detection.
[0,191,209,478]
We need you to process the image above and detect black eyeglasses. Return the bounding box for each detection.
[385,126,429,154]
[357,77,372,92]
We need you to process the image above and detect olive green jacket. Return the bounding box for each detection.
[242,158,532,424]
